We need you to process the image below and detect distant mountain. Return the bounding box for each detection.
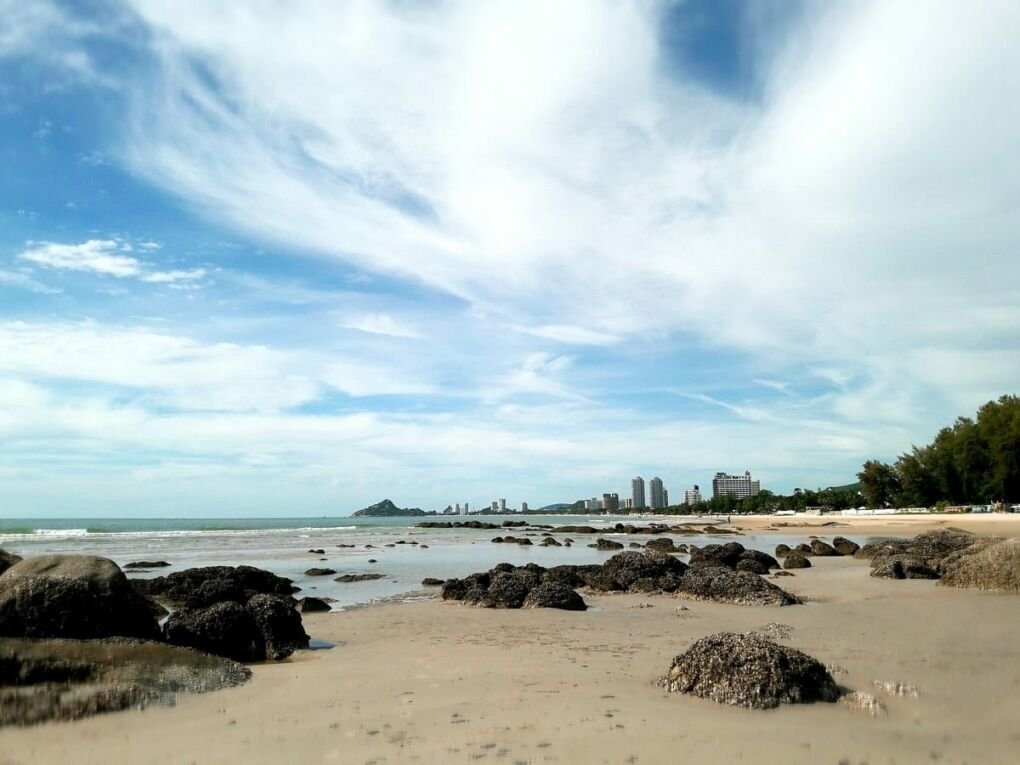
[537,501,586,513]
[825,482,862,493]
[352,499,426,517]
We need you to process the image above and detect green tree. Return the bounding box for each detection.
[857,460,900,508]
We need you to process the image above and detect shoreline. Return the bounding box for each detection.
[2,518,1019,764]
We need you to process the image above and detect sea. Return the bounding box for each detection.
[0,515,812,610]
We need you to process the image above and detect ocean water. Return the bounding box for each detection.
[0,515,814,610]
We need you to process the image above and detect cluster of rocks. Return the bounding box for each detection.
[849,529,1020,590]
[773,537,861,569]
[0,552,314,725]
[0,554,310,665]
[659,632,841,709]
[439,548,799,610]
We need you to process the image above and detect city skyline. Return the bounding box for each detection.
[2,2,1019,517]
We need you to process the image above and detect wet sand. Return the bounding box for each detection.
[3,518,1019,764]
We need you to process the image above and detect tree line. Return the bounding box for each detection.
[636,394,1018,514]
[856,394,1019,508]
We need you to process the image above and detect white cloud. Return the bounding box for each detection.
[19,240,141,277]
[0,269,61,294]
[141,267,207,283]
[114,0,1019,408]
[343,312,422,339]
[16,239,208,286]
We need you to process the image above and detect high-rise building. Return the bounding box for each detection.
[521,501,529,513]
[649,477,665,509]
[684,485,702,505]
[631,476,646,510]
[602,492,620,513]
[712,471,761,500]
[491,500,499,511]
[584,497,602,511]
[498,498,507,513]
[463,502,469,515]
[663,488,669,508]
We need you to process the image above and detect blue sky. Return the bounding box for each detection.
[2,1,1019,517]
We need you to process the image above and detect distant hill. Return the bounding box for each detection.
[825,482,861,493]
[352,499,426,517]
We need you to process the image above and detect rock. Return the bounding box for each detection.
[516,537,533,546]
[675,566,799,607]
[869,555,938,580]
[441,573,490,604]
[522,582,587,611]
[854,538,909,560]
[735,559,770,575]
[783,553,812,570]
[491,537,505,543]
[645,537,679,553]
[0,549,23,576]
[589,538,624,550]
[367,559,378,563]
[809,540,838,557]
[304,568,336,576]
[0,555,162,640]
[542,565,588,588]
[333,573,385,583]
[774,544,791,558]
[554,525,598,534]
[132,565,295,607]
[659,632,840,709]
[421,578,444,586]
[163,601,265,663]
[794,543,814,555]
[307,549,325,555]
[772,571,794,577]
[689,542,745,569]
[124,561,170,569]
[296,597,331,612]
[0,637,251,727]
[831,537,860,556]
[905,529,978,572]
[628,542,644,549]
[540,537,562,547]
[938,539,1020,591]
[480,571,531,608]
[245,593,310,660]
[739,550,781,569]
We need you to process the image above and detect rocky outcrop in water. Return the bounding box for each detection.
[862,529,981,580]
[783,554,811,570]
[297,597,332,612]
[831,537,861,556]
[0,637,251,727]
[0,555,162,641]
[659,632,840,709]
[523,582,587,611]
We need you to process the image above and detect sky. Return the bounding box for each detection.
[2,0,1019,517]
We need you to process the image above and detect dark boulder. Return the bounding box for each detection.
[739,550,780,569]
[675,566,798,607]
[304,568,336,576]
[659,632,840,709]
[0,555,161,640]
[245,593,309,660]
[441,573,490,604]
[831,537,860,556]
[307,549,325,555]
[854,538,909,560]
[132,565,295,607]
[774,544,791,558]
[735,559,770,575]
[164,602,265,663]
[421,578,444,587]
[123,561,170,569]
[809,540,838,557]
[554,526,598,534]
[480,571,530,608]
[0,549,23,576]
[543,565,588,589]
[645,537,680,552]
[589,538,624,551]
[906,530,978,572]
[333,573,385,583]
[869,555,938,580]
[600,551,687,592]
[522,582,587,611]
[540,537,562,547]
[297,597,332,612]
[794,544,814,555]
[689,542,745,569]
[783,553,811,570]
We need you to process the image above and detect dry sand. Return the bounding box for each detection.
[3,517,1020,765]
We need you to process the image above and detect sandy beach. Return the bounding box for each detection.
[2,515,1019,765]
